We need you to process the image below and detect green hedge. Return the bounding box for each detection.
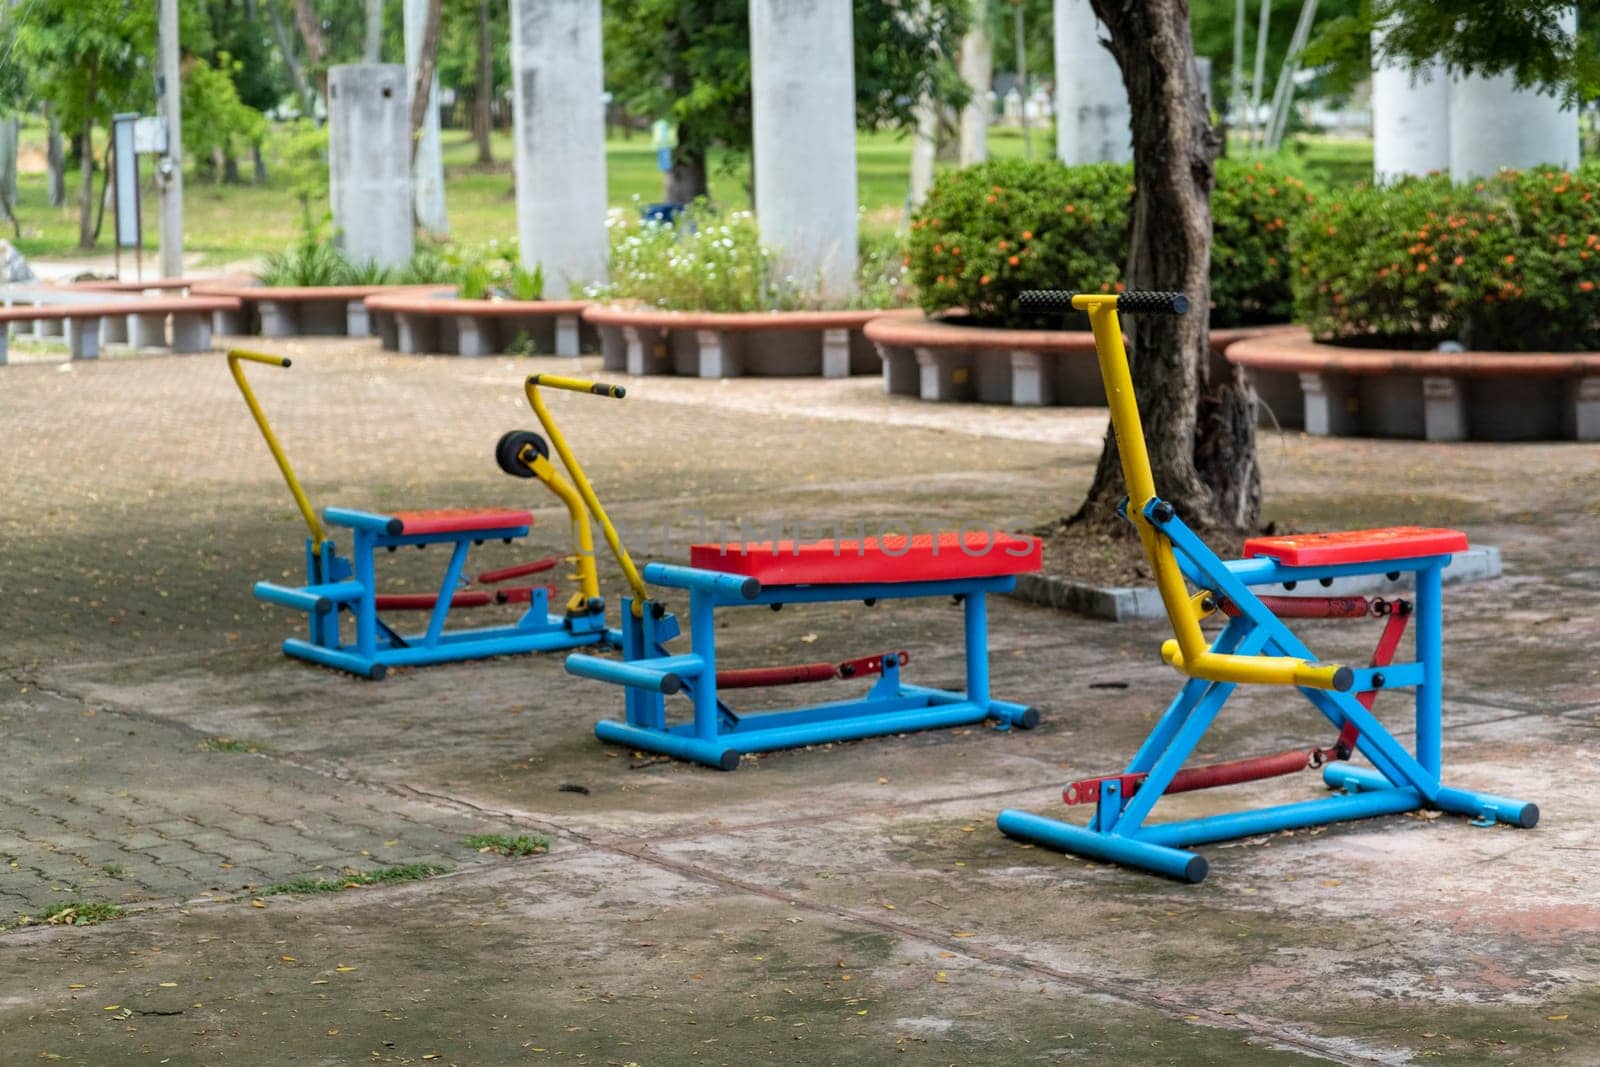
[1292,166,1600,351]
[907,157,1313,329]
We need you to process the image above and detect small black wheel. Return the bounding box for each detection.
[496,430,549,477]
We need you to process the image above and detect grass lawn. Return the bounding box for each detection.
[6,121,1366,268]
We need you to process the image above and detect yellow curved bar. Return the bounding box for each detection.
[226,349,327,547]
[1080,297,1350,691]
[528,373,625,399]
[515,449,602,613]
[523,377,649,613]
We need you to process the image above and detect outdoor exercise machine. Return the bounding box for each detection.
[545,488,1044,767]
[232,351,636,678]
[995,290,1537,883]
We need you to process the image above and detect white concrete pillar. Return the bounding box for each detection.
[328,65,415,269]
[510,0,608,299]
[751,0,859,301]
[1371,43,1450,181]
[1448,9,1579,177]
[1053,0,1131,165]
[958,21,992,166]
[909,98,937,208]
[404,0,449,234]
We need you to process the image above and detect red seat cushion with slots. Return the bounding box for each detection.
[690,532,1042,585]
[1243,526,1468,567]
[389,508,533,536]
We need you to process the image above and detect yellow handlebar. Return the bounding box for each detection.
[227,348,326,547]
[1045,293,1352,693]
[528,373,626,399]
[523,377,650,613]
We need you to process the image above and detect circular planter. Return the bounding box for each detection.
[363,290,594,357]
[866,312,1281,407]
[582,304,913,379]
[1225,327,1600,442]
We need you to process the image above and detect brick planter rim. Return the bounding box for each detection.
[583,302,912,332]
[864,310,1284,351]
[364,291,589,316]
[1226,326,1600,377]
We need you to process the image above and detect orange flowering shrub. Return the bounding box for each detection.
[1293,166,1600,351]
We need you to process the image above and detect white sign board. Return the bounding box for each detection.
[132,116,167,155]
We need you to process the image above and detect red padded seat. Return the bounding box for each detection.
[389,508,533,536]
[691,532,1042,585]
[1243,526,1468,567]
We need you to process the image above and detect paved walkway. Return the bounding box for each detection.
[1,338,1597,1064]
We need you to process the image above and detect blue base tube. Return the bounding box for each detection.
[1325,764,1539,828]
[997,809,1208,883]
[1135,787,1423,848]
[594,720,739,771]
[282,623,607,679]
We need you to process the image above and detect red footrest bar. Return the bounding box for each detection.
[373,591,495,611]
[1065,748,1320,805]
[1220,595,1370,619]
[476,557,562,584]
[714,651,910,690]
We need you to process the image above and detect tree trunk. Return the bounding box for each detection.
[665,131,708,203]
[290,0,330,102]
[46,113,65,207]
[408,0,443,162]
[77,120,94,249]
[252,141,268,183]
[268,2,317,116]
[1074,0,1258,535]
[474,0,493,163]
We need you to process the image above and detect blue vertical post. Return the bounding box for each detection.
[964,592,990,710]
[354,530,377,658]
[690,589,718,743]
[423,541,473,647]
[1415,561,1444,777]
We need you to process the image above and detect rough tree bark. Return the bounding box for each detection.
[474,0,493,164]
[666,124,709,203]
[1072,0,1260,535]
[290,0,330,101]
[267,3,317,116]
[77,120,94,249]
[46,112,65,207]
[408,0,443,166]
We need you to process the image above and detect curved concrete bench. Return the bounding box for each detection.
[583,304,897,378]
[364,291,593,357]
[866,312,1272,406]
[0,294,242,363]
[1226,328,1600,441]
[191,283,405,338]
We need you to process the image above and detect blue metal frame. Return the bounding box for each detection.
[996,498,1538,883]
[567,561,1040,770]
[253,508,616,679]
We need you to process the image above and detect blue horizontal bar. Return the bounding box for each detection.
[642,562,760,600]
[255,580,343,615]
[1325,764,1538,828]
[594,719,738,770]
[1222,554,1455,586]
[742,576,1016,607]
[1350,662,1424,692]
[281,640,388,679]
[665,693,932,735]
[996,810,1207,882]
[323,507,403,535]
[567,652,702,694]
[687,700,993,755]
[898,684,1039,728]
[1134,787,1423,848]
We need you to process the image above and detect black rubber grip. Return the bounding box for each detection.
[1116,290,1191,315]
[1016,289,1191,316]
[1016,289,1079,313]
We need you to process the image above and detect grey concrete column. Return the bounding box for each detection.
[1298,371,1359,436]
[1009,350,1052,406]
[346,299,372,337]
[170,312,212,354]
[1422,376,1466,441]
[128,312,167,349]
[751,0,859,302]
[1449,8,1579,177]
[64,317,100,359]
[1371,37,1449,181]
[328,65,415,270]
[821,327,851,379]
[1053,0,1131,165]
[456,315,495,356]
[257,301,300,337]
[101,314,128,344]
[554,313,581,357]
[958,21,992,166]
[1569,378,1600,441]
[510,0,608,299]
[404,0,449,234]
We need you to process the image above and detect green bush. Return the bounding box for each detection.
[588,202,914,312]
[908,159,1130,327]
[1292,167,1600,351]
[259,234,544,301]
[907,158,1314,328]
